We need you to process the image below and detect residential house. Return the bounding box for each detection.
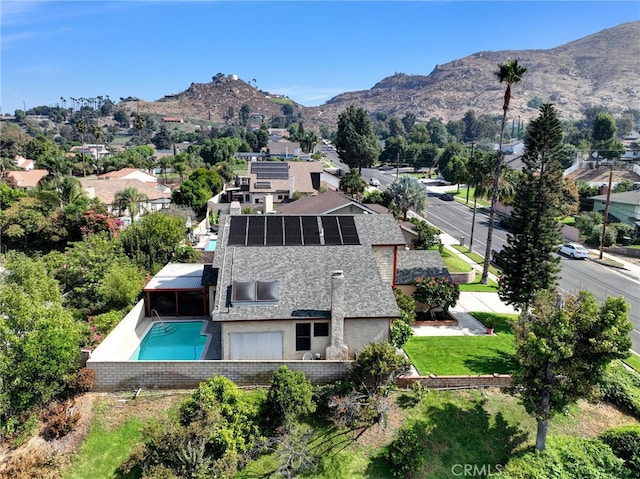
[224,160,323,206]
[14,155,35,170]
[162,117,184,123]
[590,190,640,237]
[99,167,158,183]
[79,178,172,220]
[70,144,110,161]
[88,213,433,390]
[275,190,389,215]
[266,140,300,159]
[6,169,49,190]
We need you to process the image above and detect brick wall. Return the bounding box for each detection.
[88,360,352,392]
[397,373,513,389]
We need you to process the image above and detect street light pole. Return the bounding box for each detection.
[468,141,477,253]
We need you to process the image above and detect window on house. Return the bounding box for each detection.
[314,323,329,337]
[296,323,311,351]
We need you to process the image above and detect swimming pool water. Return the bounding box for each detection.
[131,321,209,360]
[205,238,217,251]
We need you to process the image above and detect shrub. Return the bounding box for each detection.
[496,436,623,478]
[390,318,414,349]
[327,390,366,428]
[41,400,81,440]
[313,379,355,420]
[385,427,426,478]
[264,366,316,430]
[575,211,602,238]
[599,361,640,418]
[393,287,416,323]
[587,223,617,247]
[600,425,640,474]
[64,367,96,397]
[350,341,411,394]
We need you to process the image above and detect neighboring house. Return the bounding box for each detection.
[621,140,640,161]
[99,167,158,183]
[79,178,172,218]
[224,160,323,205]
[14,155,35,170]
[590,190,640,237]
[6,169,49,189]
[162,117,184,123]
[275,190,389,215]
[266,140,300,159]
[70,144,110,160]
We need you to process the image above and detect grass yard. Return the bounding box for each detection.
[453,187,491,207]
[404,313,519,375]
[451,244,501,277]
[458,271,499,292]
[623,352,640,372]
[440,247,472,273]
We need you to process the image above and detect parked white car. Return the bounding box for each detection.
[559,243,589,259]
[369,177,380,187]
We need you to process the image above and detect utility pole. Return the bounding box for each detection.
[599,162,614,259]
[468,141,477,253]
[396,151,400,180]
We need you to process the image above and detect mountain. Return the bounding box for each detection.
[124,21,640,129]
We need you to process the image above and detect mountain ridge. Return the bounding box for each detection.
[126,21,640,128]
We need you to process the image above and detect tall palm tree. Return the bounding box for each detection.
[481,59,527,284]
[76,118,88,177]
[114,186,148,221]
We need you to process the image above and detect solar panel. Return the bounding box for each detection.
[266,216,284,245]
[251,162,289,179]
[338,216,360,245]
[321,216,341,245]
[302,216,321,245]
[228,216,248,245]
[247,216,265,245]
[284,216,303,245]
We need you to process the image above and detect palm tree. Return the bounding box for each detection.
[76,118,88,177]
[114,186,148,221]
[481,59,527,284]
[386,175,428,221]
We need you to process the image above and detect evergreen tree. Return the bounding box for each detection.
[499,104,564,308]
[334,105,381,174]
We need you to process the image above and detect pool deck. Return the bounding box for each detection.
[194,233,218,250]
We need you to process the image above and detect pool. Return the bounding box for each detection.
[205,238,217,251]
[131,321,210,360]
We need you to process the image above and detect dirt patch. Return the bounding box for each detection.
[573,400,640,438]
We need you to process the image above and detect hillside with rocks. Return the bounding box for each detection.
[122,21,640,129]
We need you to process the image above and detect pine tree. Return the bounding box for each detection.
[499,104,565,309]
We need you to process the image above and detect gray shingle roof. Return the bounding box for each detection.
[395,249,449,285]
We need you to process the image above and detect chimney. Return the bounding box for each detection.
[326,270,349,360]
[288,176,295,198]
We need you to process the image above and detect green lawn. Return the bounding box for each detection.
[623,352,640,372]
[458,271,499,292]
[451,244,501,277]
[404,313,519,375]
[453,187,491,207]
[440,247,472,273]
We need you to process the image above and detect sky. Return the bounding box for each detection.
[1,1,639,114]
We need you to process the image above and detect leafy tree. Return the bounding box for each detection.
[152,125,173,150]
[97,260,145,310]
[499,104,565,308]
[440,154,467,191]
[390,319,413,349]
[385,175,427,220]
[339,169,366,197]
[426,118,449,147]
[592,111,625,160]
[264,366,316,430]
[199,137,243,165]
[120,211,188,273]
[335,105,381,174]
[393,287,416,324]
[481,59,527,284]
[409,217,441,250]
[401,113,416,134]
[412,276,460,317]
[512,288,632,451]
[0,253,82,433]
[613,179,634,193]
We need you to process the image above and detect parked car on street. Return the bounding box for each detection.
[559,243,589,259]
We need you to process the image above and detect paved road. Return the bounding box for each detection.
[422,187,640,354]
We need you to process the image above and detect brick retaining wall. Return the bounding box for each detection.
[397,373,513,389]
[88,360,352,392]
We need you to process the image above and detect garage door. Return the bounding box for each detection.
[229,332,283,360]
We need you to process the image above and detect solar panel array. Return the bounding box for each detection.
[227,216,361,246]
[250,162,289,179]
